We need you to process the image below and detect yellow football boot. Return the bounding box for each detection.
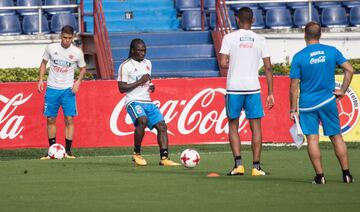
[251,168,269,176]
[227,165,245,176]
[132,153,147,166]
[159,157,180,166]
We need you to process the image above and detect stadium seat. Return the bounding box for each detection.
[0,14,22,35]
[44,0,72,15]
[287,2,308,9]
[0,0,15,15]
[204,0,215,11]
[343,1,360,8]
[315,1,341,9]
[181,10,208,31]
[50,13,77,33]
[321,7,348,27]
[252,9,265,29]
[17,0,42,16]
[209,10,237,30]
[176,0,200,11]
[350,6,360,26]
[22,14,50,34]
[293,7,320,28]
[260,3,286,10]
[265,8,293,29]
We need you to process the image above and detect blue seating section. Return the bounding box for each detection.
[293,7,320,28]
[0,0,77,35]
[110,31,219,78]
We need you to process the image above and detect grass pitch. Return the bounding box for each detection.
[0,143,359,212]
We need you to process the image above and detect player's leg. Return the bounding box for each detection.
[147,103,179,166]
[243,93,267,176]
[47,117,57,145]
[320,100,353,183]
[62,88,77,158]
[127,102,148,165]
[226,94,245,175]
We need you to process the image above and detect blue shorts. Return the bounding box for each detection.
[225,93,264,119]
[126,101,164,130]
[44,87,77,117]
[300,99,341,136]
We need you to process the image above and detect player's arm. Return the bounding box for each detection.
[289,78,300,121]
[118,74,151,93]
[72,66,86,93]
[38,59,48,93]
[263,57,275,109]
[219,53,229,69]
[334,61,354,99]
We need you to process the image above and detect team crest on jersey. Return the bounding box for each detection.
[146,66,150,71]
[69,54,74,60]
[134,68,138,72]
[334,81,359,134]
[135,105,143,114]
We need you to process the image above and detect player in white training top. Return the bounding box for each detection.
[38,25,86,160]
[117,38,179,167]
[219,7,275,176]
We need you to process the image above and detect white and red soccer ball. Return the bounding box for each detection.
[180,149,200,168]
[48,144,66,159]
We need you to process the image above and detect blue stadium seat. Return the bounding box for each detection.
[321,7,348,27]
[181,10,208,31]
[209,10,237,30]
[44,0,71,15]
[17,0,42,16]
[176,0,200,11]
[315,1,341,9]
[260,3,286,10]
[0,15,22,35]
[252,9,265,29]
[293,7,320,28]
[350,6,360,26]
[265,8,292,29]
[50,13,77,33]
[0,0,15,15]
[22,14,49,34]
[204,0,215,11]
[287,2,308,9]
[343,1,360,8]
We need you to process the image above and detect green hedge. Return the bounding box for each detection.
[0,59,359,82]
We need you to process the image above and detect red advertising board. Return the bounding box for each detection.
[0,77,293,149]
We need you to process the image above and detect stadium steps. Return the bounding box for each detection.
[110,31,220,78]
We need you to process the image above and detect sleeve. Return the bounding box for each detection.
[77,50,86,68]
[261,38,271,58]
[219,36,230,55]
[117,63,129,82]
[290,55,301,79]
[335,48,347,65]
[42,45,50,61]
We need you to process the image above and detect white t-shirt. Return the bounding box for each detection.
[43,43,86,89]
[117,58,152,106]
[220,29,270,94]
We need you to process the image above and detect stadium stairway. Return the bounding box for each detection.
[110,31,220,78]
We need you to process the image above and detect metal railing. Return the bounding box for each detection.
[0,5,81,34]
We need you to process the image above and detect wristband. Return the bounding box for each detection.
[290,109,297,113]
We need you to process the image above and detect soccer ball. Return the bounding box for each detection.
[48,144,66,159]
[180,149,200,168]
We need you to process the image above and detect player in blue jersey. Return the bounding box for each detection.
[290,22,354,184]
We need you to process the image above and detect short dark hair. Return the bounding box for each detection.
[61,25,74,35]
[237,7,253,24]
[128,38,146,58]
[305,21,321,41]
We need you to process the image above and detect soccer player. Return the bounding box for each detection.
[290,22,354,184]
[38,25,86,159]
[117,38,179,166]
[219,7,275,176]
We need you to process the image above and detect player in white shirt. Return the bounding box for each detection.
[117,38,179,166]
[38,25,86,159]
[219,7,275,176]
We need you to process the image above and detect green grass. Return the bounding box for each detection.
[0,144,359,212]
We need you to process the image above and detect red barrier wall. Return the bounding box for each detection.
[0,77,293,149]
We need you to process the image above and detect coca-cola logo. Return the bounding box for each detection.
[310,56,326,64]
[110,88,248,137]
[0,93,32,139]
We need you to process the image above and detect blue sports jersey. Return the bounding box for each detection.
[290,43,347,111]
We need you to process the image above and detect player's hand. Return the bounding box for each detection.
[139,74,151,85]
[72,80,81,93]
[37,81,44,93]
[290,111,299,121]
[266,94,275,109]
[333,90,345,100]
[149,82,155,93]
